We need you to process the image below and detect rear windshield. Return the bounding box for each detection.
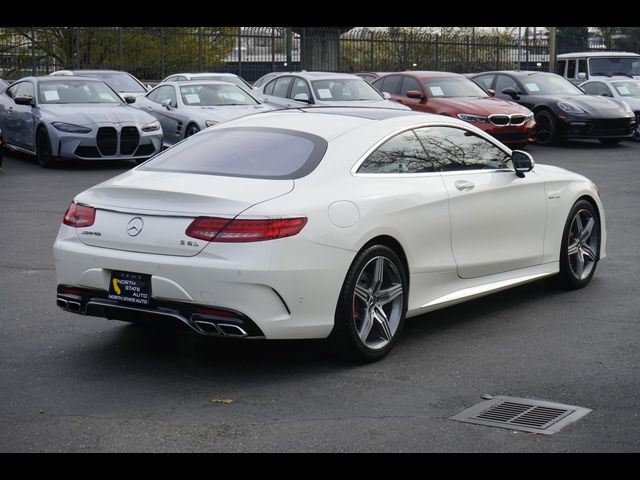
[140,127,328,179]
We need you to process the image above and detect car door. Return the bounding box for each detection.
[372,75,402,103]
[3,81,36,150]
[260,76,294,108]
[396,76,429,112]
[144,85,181,144]
[415,125,547,279]
[354,128,454,309]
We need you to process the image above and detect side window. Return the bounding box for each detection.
[6,82,22,98]
[567,59,577,79]
[474,75,495,90]
[414,126,510,172]
[357,130,434,174]
[581,82,611,97]
[146,87,160,102]
[271,76,293,98]
[399,76,422,97]
[263,78,276,95]
[556,60,566,76]
[379,75,402,95]
[152,85,177,106]
[577,59,588,79]
[289,78,312,100]
[16,82,35,98]
[495,75,518,93]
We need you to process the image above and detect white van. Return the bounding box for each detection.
[557,52,640,84]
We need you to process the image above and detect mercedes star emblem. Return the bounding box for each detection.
[127,217,144,237]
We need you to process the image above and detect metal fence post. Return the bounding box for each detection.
[198,28,203,71]
[119,27,123,70]
[369,31,374,71]
[31,27,36,76]
[402,32,408,70]
[465,35,470,72]
[496,37,501,70]
[160,27,165,78]
[435,35,439,70]
[75,27,80,69]
[271,27,275,72]
[237,27,242,77]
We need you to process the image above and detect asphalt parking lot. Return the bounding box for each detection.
[1,140,639,452]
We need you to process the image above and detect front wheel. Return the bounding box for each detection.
[534,110,559,146]
[184,123,200,138]
[328,244,408,362]
[545,199,600,290]
[36,127,55,168]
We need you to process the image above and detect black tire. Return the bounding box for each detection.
[36,127,55,168]
[328,244,408,362]
[634,126,640,142]
[534,110,559,146]
[184,123,200,138]
[599,138,622,145]
[545,199,600,290]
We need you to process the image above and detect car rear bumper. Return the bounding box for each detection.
[53,226,354,339]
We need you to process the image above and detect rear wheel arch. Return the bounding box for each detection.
[360,235,410,292]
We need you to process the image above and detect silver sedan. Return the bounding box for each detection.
[133,81,275,147]
[0,76,163,168]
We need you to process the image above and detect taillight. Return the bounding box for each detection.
[186,216,307,242]
[63,202,96,228]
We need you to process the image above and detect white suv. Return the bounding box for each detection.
[557,52,640,85]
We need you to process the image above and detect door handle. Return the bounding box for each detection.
[146,106,153,110]
[454,180,475,192]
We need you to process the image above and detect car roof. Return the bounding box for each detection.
[51,69,132,74]
[19,75,106,83]
[581,77,640,84]
[558,51,640,59]
[278,71,363,81]
[471,70,555,77]
[158,80,242,87]
[214,107,428,140]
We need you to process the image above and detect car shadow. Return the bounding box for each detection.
[75,278,565,379]
[4,150,136,171]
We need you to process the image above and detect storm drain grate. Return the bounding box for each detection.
[451,396,591,435]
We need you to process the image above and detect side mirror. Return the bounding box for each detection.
[293,92,312,103]
[406,90,427,102]
[502,87,520,100]
[599,92,612,98]
[512,150,535,178]
[14,95,35,106]
[382,92,391,100]
[161,98,173,110]
[487,88,496,97]
[124,95,136,104]
[577,72,586,80]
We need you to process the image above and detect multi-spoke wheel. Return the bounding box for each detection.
[546,200,600,290]
[329,244,407,362]
[185,123,200,138]
[534,110,559,146]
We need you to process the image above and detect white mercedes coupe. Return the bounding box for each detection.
[53,107,605,362]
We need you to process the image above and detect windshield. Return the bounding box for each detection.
[520,74,584,95]
[311,78,383,101]
[589,57,640,77]
[38,80,123,104]
[179,83,259,106]
[140,127,327,179]
[192,75,251,90]
[611,80,640,98]
[78,72,146,93]
[422,77,489,98]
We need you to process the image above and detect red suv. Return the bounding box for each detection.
[372,71,535,147]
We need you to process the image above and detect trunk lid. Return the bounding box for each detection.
[74,170,294,256]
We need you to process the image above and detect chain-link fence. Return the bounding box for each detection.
[1,27,637,83]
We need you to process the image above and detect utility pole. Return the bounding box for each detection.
[548,27,557,73]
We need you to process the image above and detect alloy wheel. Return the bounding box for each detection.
[567,209,599,281]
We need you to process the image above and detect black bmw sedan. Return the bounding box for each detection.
[471,71,636,145]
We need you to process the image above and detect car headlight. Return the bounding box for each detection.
[52,122,91,133]
[620,101,634,116]
[557,101,585,114]
[457,113,489,123]
[525,112,534,122]
[205,120,219,127]
[141,121,160,132]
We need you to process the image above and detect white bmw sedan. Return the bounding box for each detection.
[54,107,606,362]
